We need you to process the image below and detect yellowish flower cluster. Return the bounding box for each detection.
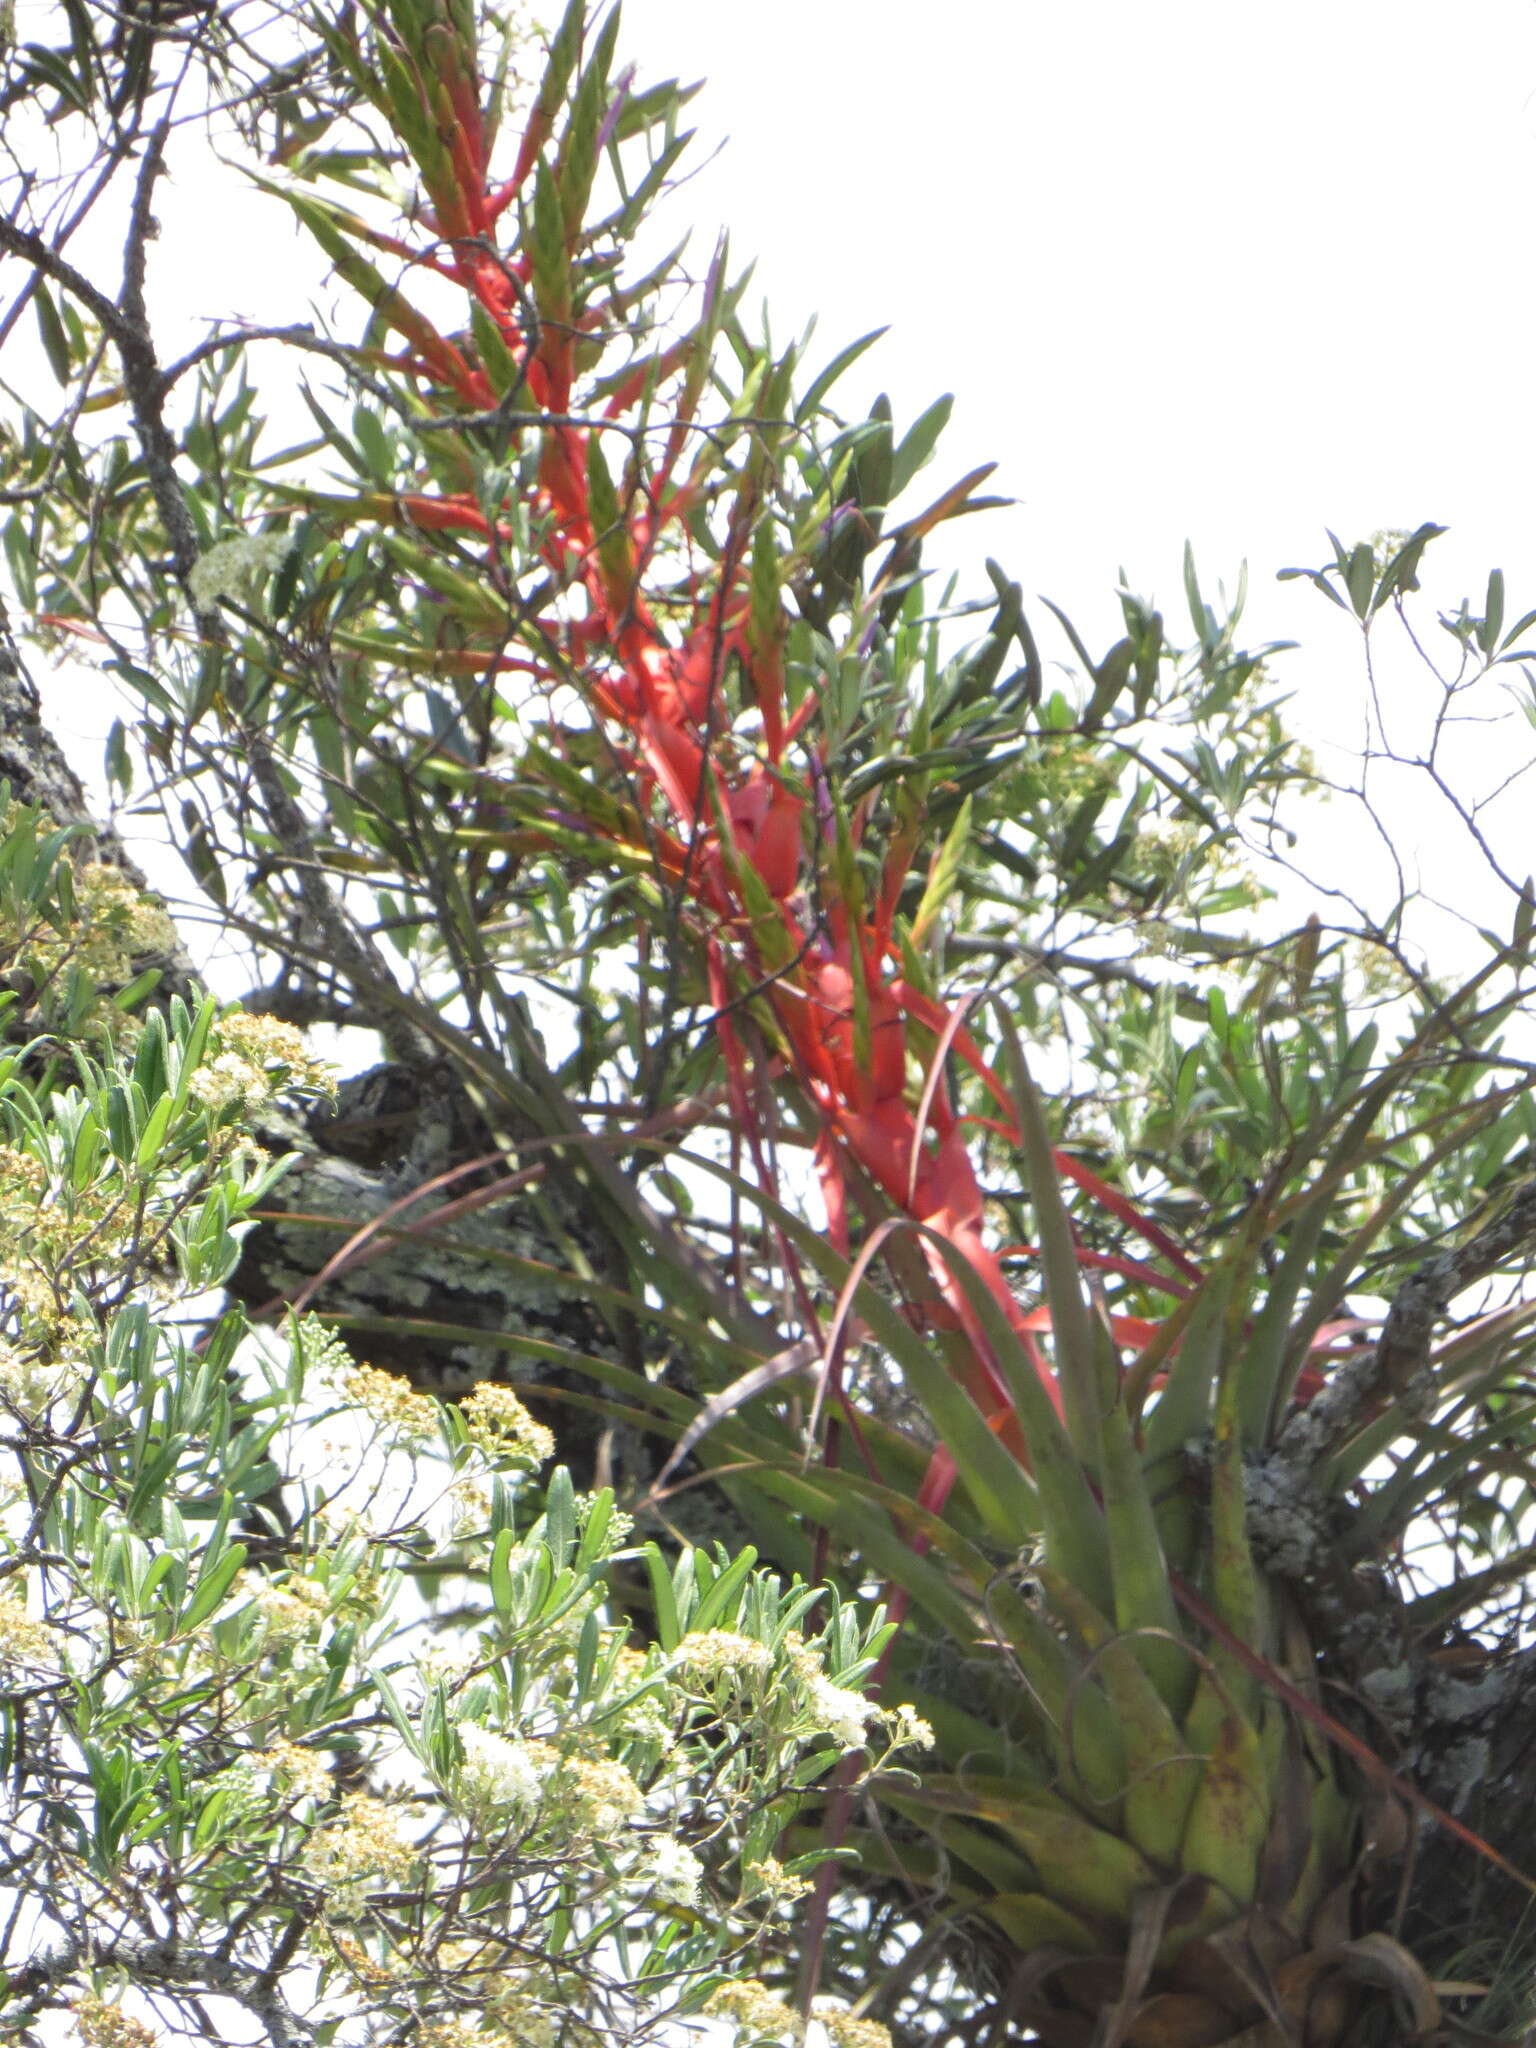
[706,1985,892,2048]
[0,1587,58,1670]
[20,858,176,993]
[70,1997,157,2048]
[458,1382,555,1466]
[484,1980,568,2048]
[707,1980,806,2044]
[417,2021,510,2048]
[743,1856,811,1905]
[76,862,180,964]
[303,1792,418,1908]
[447,1472,492,1537]
[340,1361,440,1447]
[564,1753,643,1834]
[262,1736,333,1803]
[812,1999,893,2048]
[0,1145,45,1215]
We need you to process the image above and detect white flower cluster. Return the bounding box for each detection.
[800,1668,873,1750]
[644,1835,703,1906]
[666,1619,932,1761]
[670,1628,773,1688]
[784,1634,934,1758]
[606,1645,676,1748]
[188,530,296,612]
[454,1722,549,1815]
[185,1011,334,1116]
[240,1568,330,1646]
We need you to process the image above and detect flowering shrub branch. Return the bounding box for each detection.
[0,796,922,2046]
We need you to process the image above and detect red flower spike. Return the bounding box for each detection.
[355,32,1139,1452]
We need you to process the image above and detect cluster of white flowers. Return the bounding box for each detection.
[605,1645,676,1748]
[800,1669,874,1750]
[882,1703,935,1754]
[188,530,296,612]
[671,1628,773,1687]
[454,1722,549,1816]
[185,1011,334,1115]
[782,1633,933,1758]
[239,1568,330,1649]
[642,1835,702,1907]
[781,1632,874,1749]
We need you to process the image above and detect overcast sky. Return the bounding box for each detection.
[622,0,1536,648]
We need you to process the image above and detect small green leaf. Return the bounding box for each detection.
[179,1543,247,1634]
[889,393,953,498]
[1479,567,1506,656]
[644,1542,681,1652]
[33,280,71,386]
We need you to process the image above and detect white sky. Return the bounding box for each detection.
[622,0,1536,645]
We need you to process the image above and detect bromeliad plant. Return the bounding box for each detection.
[12,2,1536,2043]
